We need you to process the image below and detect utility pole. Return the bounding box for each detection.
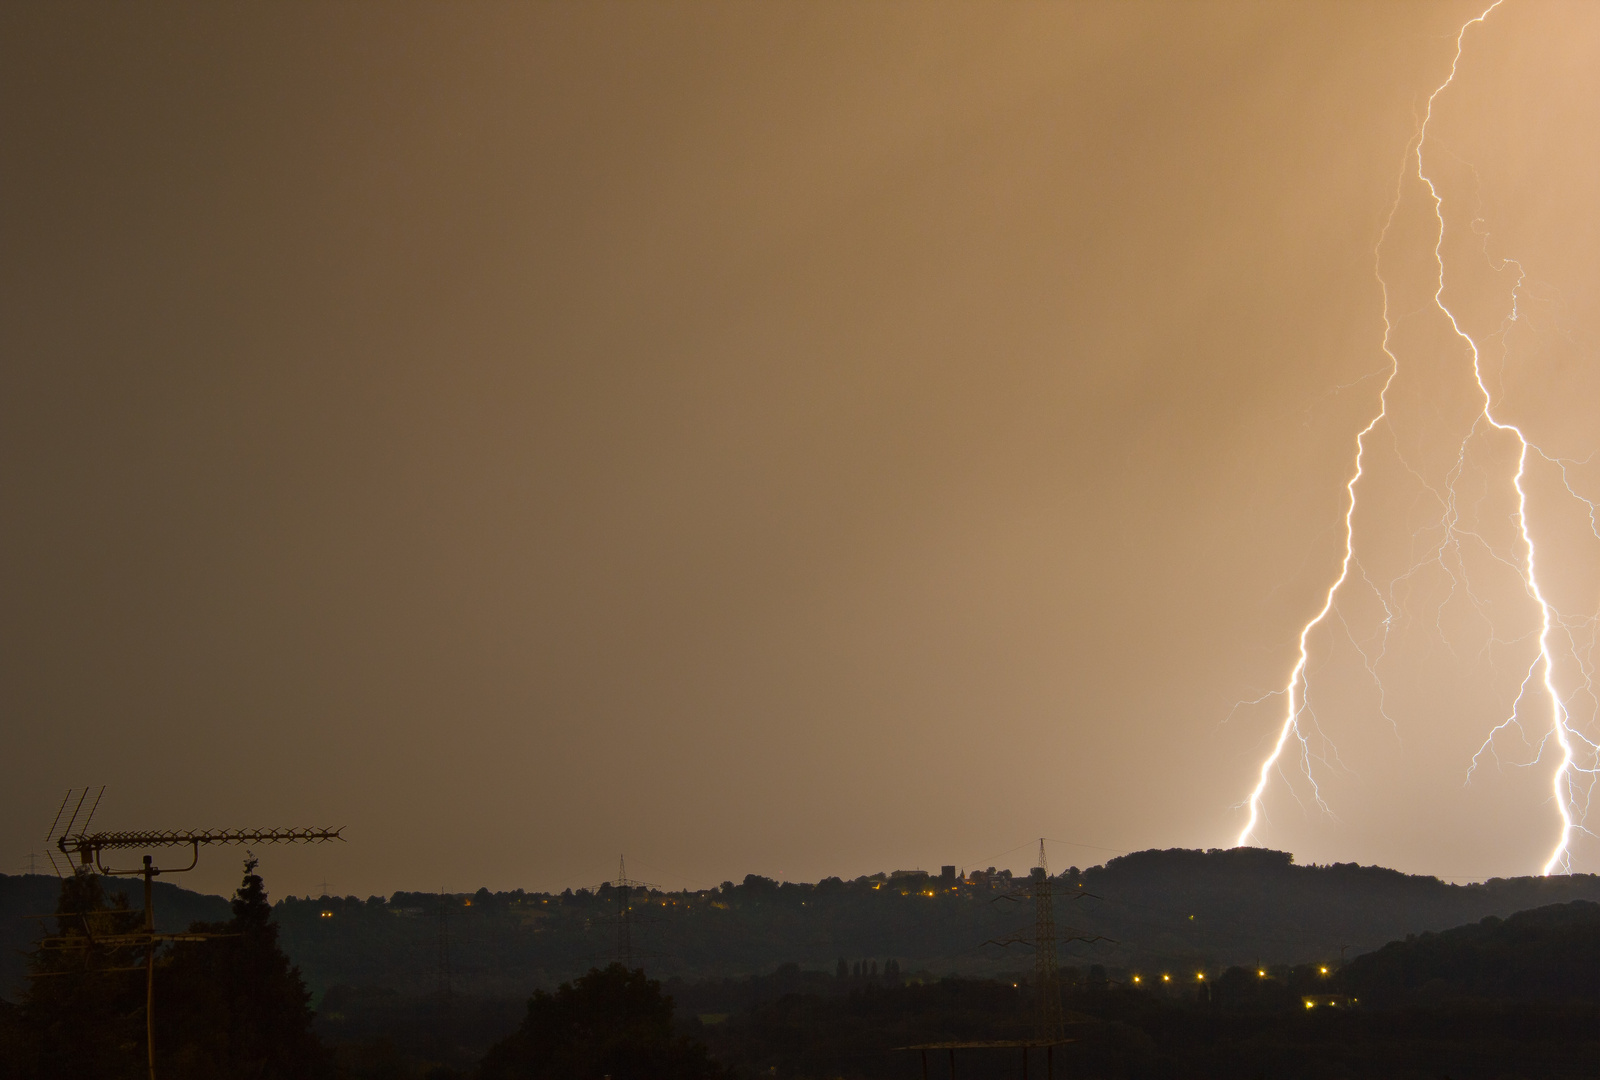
[435,889,453,1062]
[41,789,342,1080]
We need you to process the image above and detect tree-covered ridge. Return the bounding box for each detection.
[272,849,1600,998]
[11,857,1600,1079]
[1338,899,1600,1005]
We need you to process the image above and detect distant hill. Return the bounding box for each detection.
[10,849,1600,1004]
[1338,899,1600,1005]
[273,848,1600,998]
[1071,847,1600,969]
[0,873,230,999]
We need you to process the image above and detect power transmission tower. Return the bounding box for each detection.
[600,856,657,967]
[981,839,1114,1044]
[1030,841,1064,1044]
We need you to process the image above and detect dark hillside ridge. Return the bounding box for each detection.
[1338,898,1600,1005]
[273,848,1600,997]
[10,850,1600,1003]
[1079,847,1600,967]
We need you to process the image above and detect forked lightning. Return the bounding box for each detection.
[1234,1,1600,874]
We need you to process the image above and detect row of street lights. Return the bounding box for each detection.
[1128,965,1332,986]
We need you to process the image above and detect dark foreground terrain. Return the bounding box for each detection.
[10,847,1600,999]
[8,852,1600,1077]
[313,917,1600,1079]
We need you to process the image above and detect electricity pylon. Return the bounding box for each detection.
[600,855,657,966]
[981,839,1114,1044]
[1030,842,1064,1043]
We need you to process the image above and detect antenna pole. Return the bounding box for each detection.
[144,854,156,1080]
[436,889,453,1061]
[41,791,345,1079]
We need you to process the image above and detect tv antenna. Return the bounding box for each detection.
[39,787,343,1080]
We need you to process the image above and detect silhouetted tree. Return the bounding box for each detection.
[477,964,729,1080]
[155,856,329,1078]
[0,997,27,1080]
[20,869,144,1079]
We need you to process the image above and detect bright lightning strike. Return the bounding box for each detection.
[1231,63,1421,850]
[1234,1,1600,873]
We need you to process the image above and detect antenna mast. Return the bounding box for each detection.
[42,788,343,1080]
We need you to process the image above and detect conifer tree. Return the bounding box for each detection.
[155,856,330,1079]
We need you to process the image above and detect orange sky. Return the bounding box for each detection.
[3,1,1597,897]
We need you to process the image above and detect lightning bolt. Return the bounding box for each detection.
[1234,1,1600,871]
[1230,90,1415,849]
[1421,6,1599,875]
